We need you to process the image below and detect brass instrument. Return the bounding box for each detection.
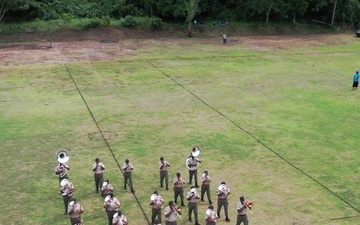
[244,200,254,214]
[171,203,182,219]
[56,149,70,164]
[190,144,201,157]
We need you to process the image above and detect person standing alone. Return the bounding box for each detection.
[159,157,170,190]
[353,70,360,90]
[92,158,105,194]
[122,159,134,192]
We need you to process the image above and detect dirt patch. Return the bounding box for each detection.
[0,27,356,67]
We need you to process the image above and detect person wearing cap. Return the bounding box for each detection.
[187,186,201,225]
[67,198,84,225]
[353,70,360,90]
[55,162,70,184]
[101,179,114,198]
[205,205,218,225]
[173,172,185,207]
[187,154,201,188]
[93,158,105,194]
[122,159,134,192]
[150,190,165,224]
[104,193,121,225]
[164,201,181,225]
[112,210,128,225]
[61,179,75,215]
[216,181,231,221]
[160,156,171,190]
[236,196,249,225]
[201,170,212,205]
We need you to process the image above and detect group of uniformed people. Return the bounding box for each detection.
[54,146,252,225]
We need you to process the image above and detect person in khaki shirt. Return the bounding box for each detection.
[150,191,165,224]
[159,157,170,190]
[67,198,84,225]
[112,211,128,225]
[164,201,182,225]
[104,193,121,225]
[187,186,200,225]
[101,179,114,198]
[216,181,230,222]
[55,162,70,183]
[201,170,212,205]
[92,158,105,194]
[173,172,185,207]
[122,159,134,192]
[61,179,75,215]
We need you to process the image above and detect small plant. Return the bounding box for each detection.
[121,15,137,28]
[82,18,102,30]
[150,17,164,30]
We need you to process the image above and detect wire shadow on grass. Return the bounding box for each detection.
[147,61,360,220]
[64,64,151,225]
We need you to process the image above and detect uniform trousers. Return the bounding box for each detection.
[160,171,169,188]
[173,187,184,205]
[188,202,198,221]
[188,169,198,185]
[94,174,103,192]
[236,214,249,225]
[166,221,177,225]
[63,195,71,214]
[70,217,82,225]
[152,208,162,224]
[106,210,117,225]
[206,222,216,225]
[124,172,133,189]
[201,184,211,202]
[217,199,229,218]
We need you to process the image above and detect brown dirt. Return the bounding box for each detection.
[0,28,355,67]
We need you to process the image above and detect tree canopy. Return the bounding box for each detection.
[1,0,360,27]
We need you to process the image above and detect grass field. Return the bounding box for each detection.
[1,34,360,225]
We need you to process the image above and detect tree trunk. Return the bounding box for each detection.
[293,13,296,23]
[266,0,274,23]
[331,0,338,26]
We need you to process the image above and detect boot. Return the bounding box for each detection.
[195,221,201,225]
[225,216,230,222]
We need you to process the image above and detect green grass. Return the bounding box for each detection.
[1,35,360,225]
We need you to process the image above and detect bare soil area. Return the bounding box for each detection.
[0,28,355,67]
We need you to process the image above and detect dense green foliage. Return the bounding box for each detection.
[1,0,360,27]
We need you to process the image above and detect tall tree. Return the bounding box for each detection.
[288,0,309,23]
[330,0,337,26]
[185,0,200,37]
[0,0,37,25]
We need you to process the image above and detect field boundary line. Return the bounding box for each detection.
[64,64,151,225]
[147,60,360,219]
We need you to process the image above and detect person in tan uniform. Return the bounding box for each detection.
[122,159,134,192]
[55,162,70,183]
[173,172,185,207]
[61,179,75,215]
[187,155,201,188]
[164,201,182,225]
[101,179,114,198]
[187,186,201,225]
[200,171,212,205]
[205,205,218,225]
[67,198,84,225]
[159,157,170,190]
[112,210,128,225]
[104,193,121,225]
[216,181,230,221]
[92,158,105,194]
[150,191,165,224]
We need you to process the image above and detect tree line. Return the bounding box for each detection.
[1,0,360,28]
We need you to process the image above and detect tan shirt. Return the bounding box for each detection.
[205,209,218,222]
[68,203,84,218]
[61,182,75,196]
[173,176,185,189]
[187,157,200,170]
[187,191,200,203]
[202,174,211,186]
[164,206,178,222]
[217,185,230,200]
[55,163,70,177]
[150,195,164,210]
[101,183,114,195]
[159,160,170,172]
[92,162,105,175]
[122,162,133,173]
[104,197,121,211]
[112,214,128,225]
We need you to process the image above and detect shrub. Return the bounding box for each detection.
[121,15,137,27]
[150,17,164,30]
